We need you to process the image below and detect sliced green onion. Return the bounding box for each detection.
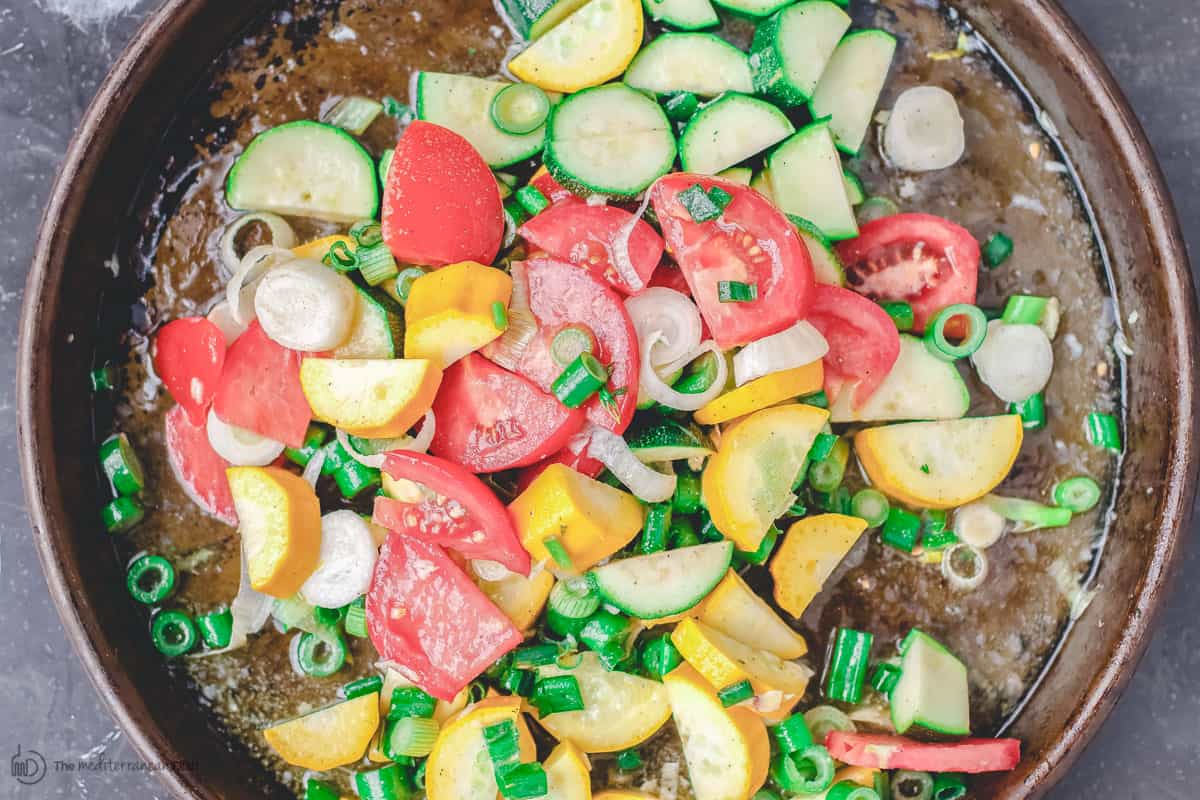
[350,219,384,248]
[305,777,341,800]
[882,507,921,552]
[809,438,848,493]
[698,511,725,543]
[334,459,381,499]
[941,542,989,590]
[552,352,609,408]
[516,184,549,217]
[382,95,414,121]
[617,748,643,771]
[924,304,988,361]
[292,631,347,677]
[550,325,596,369]
[1086,411,1122,451]
[669,517,701,549]
[344,596,368,638]
[579,610,630,654]
[1001,294,1048,325]
[496,762,549,799]
[680,183,723,223]
[825,627,873,703]
[809,431,838,462]
[531,675,585,716]
[546,608,588,639]
[90,363,116,392]
[640,633,682,679]
[753,792,782,800]
[851,489,890,528]
[543,535,575,570]
[354,764,408,800]
[786,500,808,517]
[126,555,176,605]
[718,280,758,303]
[324,239,359,273]
[857,196,900,224]
[102,496,144,534]
[514,643,559,669]
[802,389,829,409]
[313,605,344,628]
[882,301,915,331]
[501,667,537,697]
[151,610,197,657]
[100,433,145,496]
[357,242,400,286]
[1053,476,1102,513]
[490,83,551,135]
[390,686,437,720]
[672,351,721,396]
[548,579,601,619]
[982,232,1014,268]
[804,705,855,744]
[491,301,509,331]
[1009,392,1046,430]
[771,745,836,794]
[384,716,439,758]
[672,471,702,514]
[708,185,733,211]
[341,675,384,700]
[663,91,699,122]
[985,494,1072,530]
[323,95,383,135]
[870,662,901,696]
[284,424,329,467]
[734,525,779,566]
[932,773,967,800]
[640,503,673,554]
[827,782,880,800]
[718,679,754,707]
[892,770,934,800]
[414,761,427,791]
[773,713,815,754]
[394,266,427,303]
[196,608,233,649]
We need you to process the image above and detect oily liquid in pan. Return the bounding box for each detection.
[106,0,1120,795]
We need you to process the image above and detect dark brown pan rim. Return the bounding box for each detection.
[16,1,1197,797]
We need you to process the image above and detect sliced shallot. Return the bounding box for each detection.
[883,86,966,172]
[640,331,728,411]
[625,287,703,369]
[300,510,379,609]
[970,320,1053,403]
[733,320,828,386]
[335,411,436,469]
[206,408,285,466]
[219,212,296,276]
[587,425,677,503]
[254,258,359,351]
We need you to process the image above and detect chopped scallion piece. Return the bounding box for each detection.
[734,524,779,566]
[543,535,575,570]
[531,674,585,715]
[550,325,595,368]
[551,352,608,408]
[483,720,522,767]
[324,239,359,273]
[773,713,814,754]
[126,554,175,605]
[1000,294,1048,325]
[491,301,509,331]
[921,527,959,551]
[825,627,873,704]
[882,507,922,552]
[496,761,549,799]
[617,748,643,771]
[579,610,631,655]
[102,496,144,534]
[516,184,549,216]
[333,459,381,499]
[679,183,723,222]
[932,772,967,800]
[924,303,988,361]
[90,364,115,392]
[384,716,439,759]
[851,489,890,528]
[809,438,848,493]
[718,679,754,707]
[513,643,559,668]
[350,219,384,248]
[870,662,901,696]
[313,605,344,628]
[801,389,829,409]
[341,675,383,700]
[490,83,551,136]
[672,471,702,514]
[809,431,838,462]
[825,780,880,800]
[1053,475,1102,513]
[305,777,341,800]
[357,242,400,286]
[982,231,1014,268]
[984,495,1072,530]
[501,667,537,697]
[353,763,408,800]
[708,185,733,211]
[322,95,384,135]
[344,596,368,638]
[393,266,427,304]
[717,280,758,303]
[662,91,699,122]
[196,608,233,649]
[284,424,329,467]
[151,609,197,657]
[640,632,683,680]
[381,96,414,122]
[882,300,915,331]
[771,745,836,794]
[389,686,437,720]
[293,631,347,677]
[1085,411,1121,451]
[892,771,934,800]
[639,503,672,554]
[1009,392,1047,430]
[669,518,701,548]
[100,433,145,497]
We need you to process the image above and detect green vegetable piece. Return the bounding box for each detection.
[102,496,144,534]
[1085,411,1121,451]
[354,763,410,800]
[870,662,901,696]
[718,679,754,707]
[639,632,682,679]
[924,303,988,361]
[552,352,609,408]
[679,183,723,222]
[640,503,673,554]
[982,231,1013,268]
[390,686,437,720]
[126,555,176,605]
[771,745,836,794]
[825,627,873,703]
[616,748,643,771]
[294,631,347,677]
[100,433,146,496]
[344,596,368,638]
[1053,475,1102,513]
[341,675,384,700]
[882,300,915,331]
[516,184,550,216]
[151,610,197,658]
[717,279,758,303]
[663,91,700,122]
[530,674,586,716]
[1000,294,1048,325]
[882,507,922,552]
[196,608,233,649]
[1009,392,1046,431]
[850,489,890,528]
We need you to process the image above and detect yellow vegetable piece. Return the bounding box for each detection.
[299,358,442,438]
[475,568,555,632]
[694,362,823,425]
[262,692,380,771]
[770,514,868,618]
[370,669,470,762]
[405,261,513,368]
[536,652,671,753]
[331,287,402,360]
[508,464,643,574]
[509,0,644,93]
[855,415,1024,509]
[671,618,813,696]
[544,741,593,800]
[663,664,770,800]
[701,403,829,551]
[699,570,807,659]
[291,234,353,261]
[426,697,534,800]
[594,793,660,800]
[226,466,321,598]
[833,766,881,788]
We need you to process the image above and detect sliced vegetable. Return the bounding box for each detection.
[712,0,790,16]
[498,0,592,39]
[509,0,645,93]
[152,317,226,426]
[625,33,754,97]
[299,510,379,609]
[829,334,969,423]
[642,0,718,29]
[543,740,593,799]
[589,541,733,618]
[824,732,1020,774]
[477,568,555,632]
[809,30,897,155]
[331,286,404,359]
[693,362,824,425]
[262,693,380,770]
[415,73,548,168]
[300,358,441,439]
[672,618,813,695]
[749,1,852,105]
[733,320,828,386]
[806,285,901,409]
[424,696,535,799]
[883,86,966,172]
[211,321,312,448]
[227,466,321,598]
[404,261,513,368]
[768,120,858,241]
[253,258,359,351]
[790,216,847,286]
[679,93,795,176]
[770,514,869,617]
[970,320,1054,403]
[699,570,808,659]
[890,629,970,735]
[625,419,713,462]
[824,627,873,703]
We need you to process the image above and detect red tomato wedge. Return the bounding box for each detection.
[367,532,523,700]
[519,200,664,294]
[211,321,312,448]
[497,258,640,435]
[382,121,504,268]
[430,353,585,473]
[835,213,980,333]
[652,174,814,349]
[805,285,900,409]
[373,452,531,575]
[825,732,1021,774]
[531,168,572,203]
[152,317,226,426]
[164,404,237,526]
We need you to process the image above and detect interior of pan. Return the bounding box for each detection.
[18,0,1195,798]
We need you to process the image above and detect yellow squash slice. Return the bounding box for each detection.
[544,741,593,800]
[405,261,512,368]
[699,570,808,659]
[770,513,868,618]
[426,697,535,800]
[694,362,823,425]
[226,466,322,598]
[475,568,555,633]
[509,0,644,93]
[299,357,442,438]
[262,692,380,771]
[671,618,813,696]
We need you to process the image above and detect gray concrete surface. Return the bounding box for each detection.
[0,0,1195,797]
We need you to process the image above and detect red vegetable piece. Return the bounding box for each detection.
[430,353,586,473]
[164,404,237,526]
[382,121,504,268]
[152,317,226,426]
[531,169,572,204]
[652,174,814,349]
[519,200,664,294]
[824,731,1021,774]
[373,451,531,575]
[210,321,311,448]
[834,213,980,333]
[805,285,901,409]
[366,531,523,700]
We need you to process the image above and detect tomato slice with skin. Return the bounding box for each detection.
[531,169,572,204]
[824,732,1021,774]
[382,121,504,268]
[652,174,814,349]
[164,404,237,526]
[153,317,226,426]
[519,199,664,294]
[367,531,523,701]
[805,285,900,409]
[430,352,585,473]
[211,321,312,448]
[835,213,980,333]
[373,451,531,575]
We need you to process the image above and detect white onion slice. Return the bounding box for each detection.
[883,86,966,172]
[472,559,515,582]
[206,409,285,466]
[335,411,436,469]
[609,185,657,293]
[487,261,537,371]
[970,320,1054,403]
[206,300,249,345]
[625,287,703,369]
[954,500,1007,548]
[219,212,296,276]
[226,245,294,325]
[733,321,828,386]
[192,543,272,656]
[941,542,989,590]
[302,449,326,488]
[587,426,677,503]
[640,331,728,411]
[254,258,359,351]
[300,510,380,608]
